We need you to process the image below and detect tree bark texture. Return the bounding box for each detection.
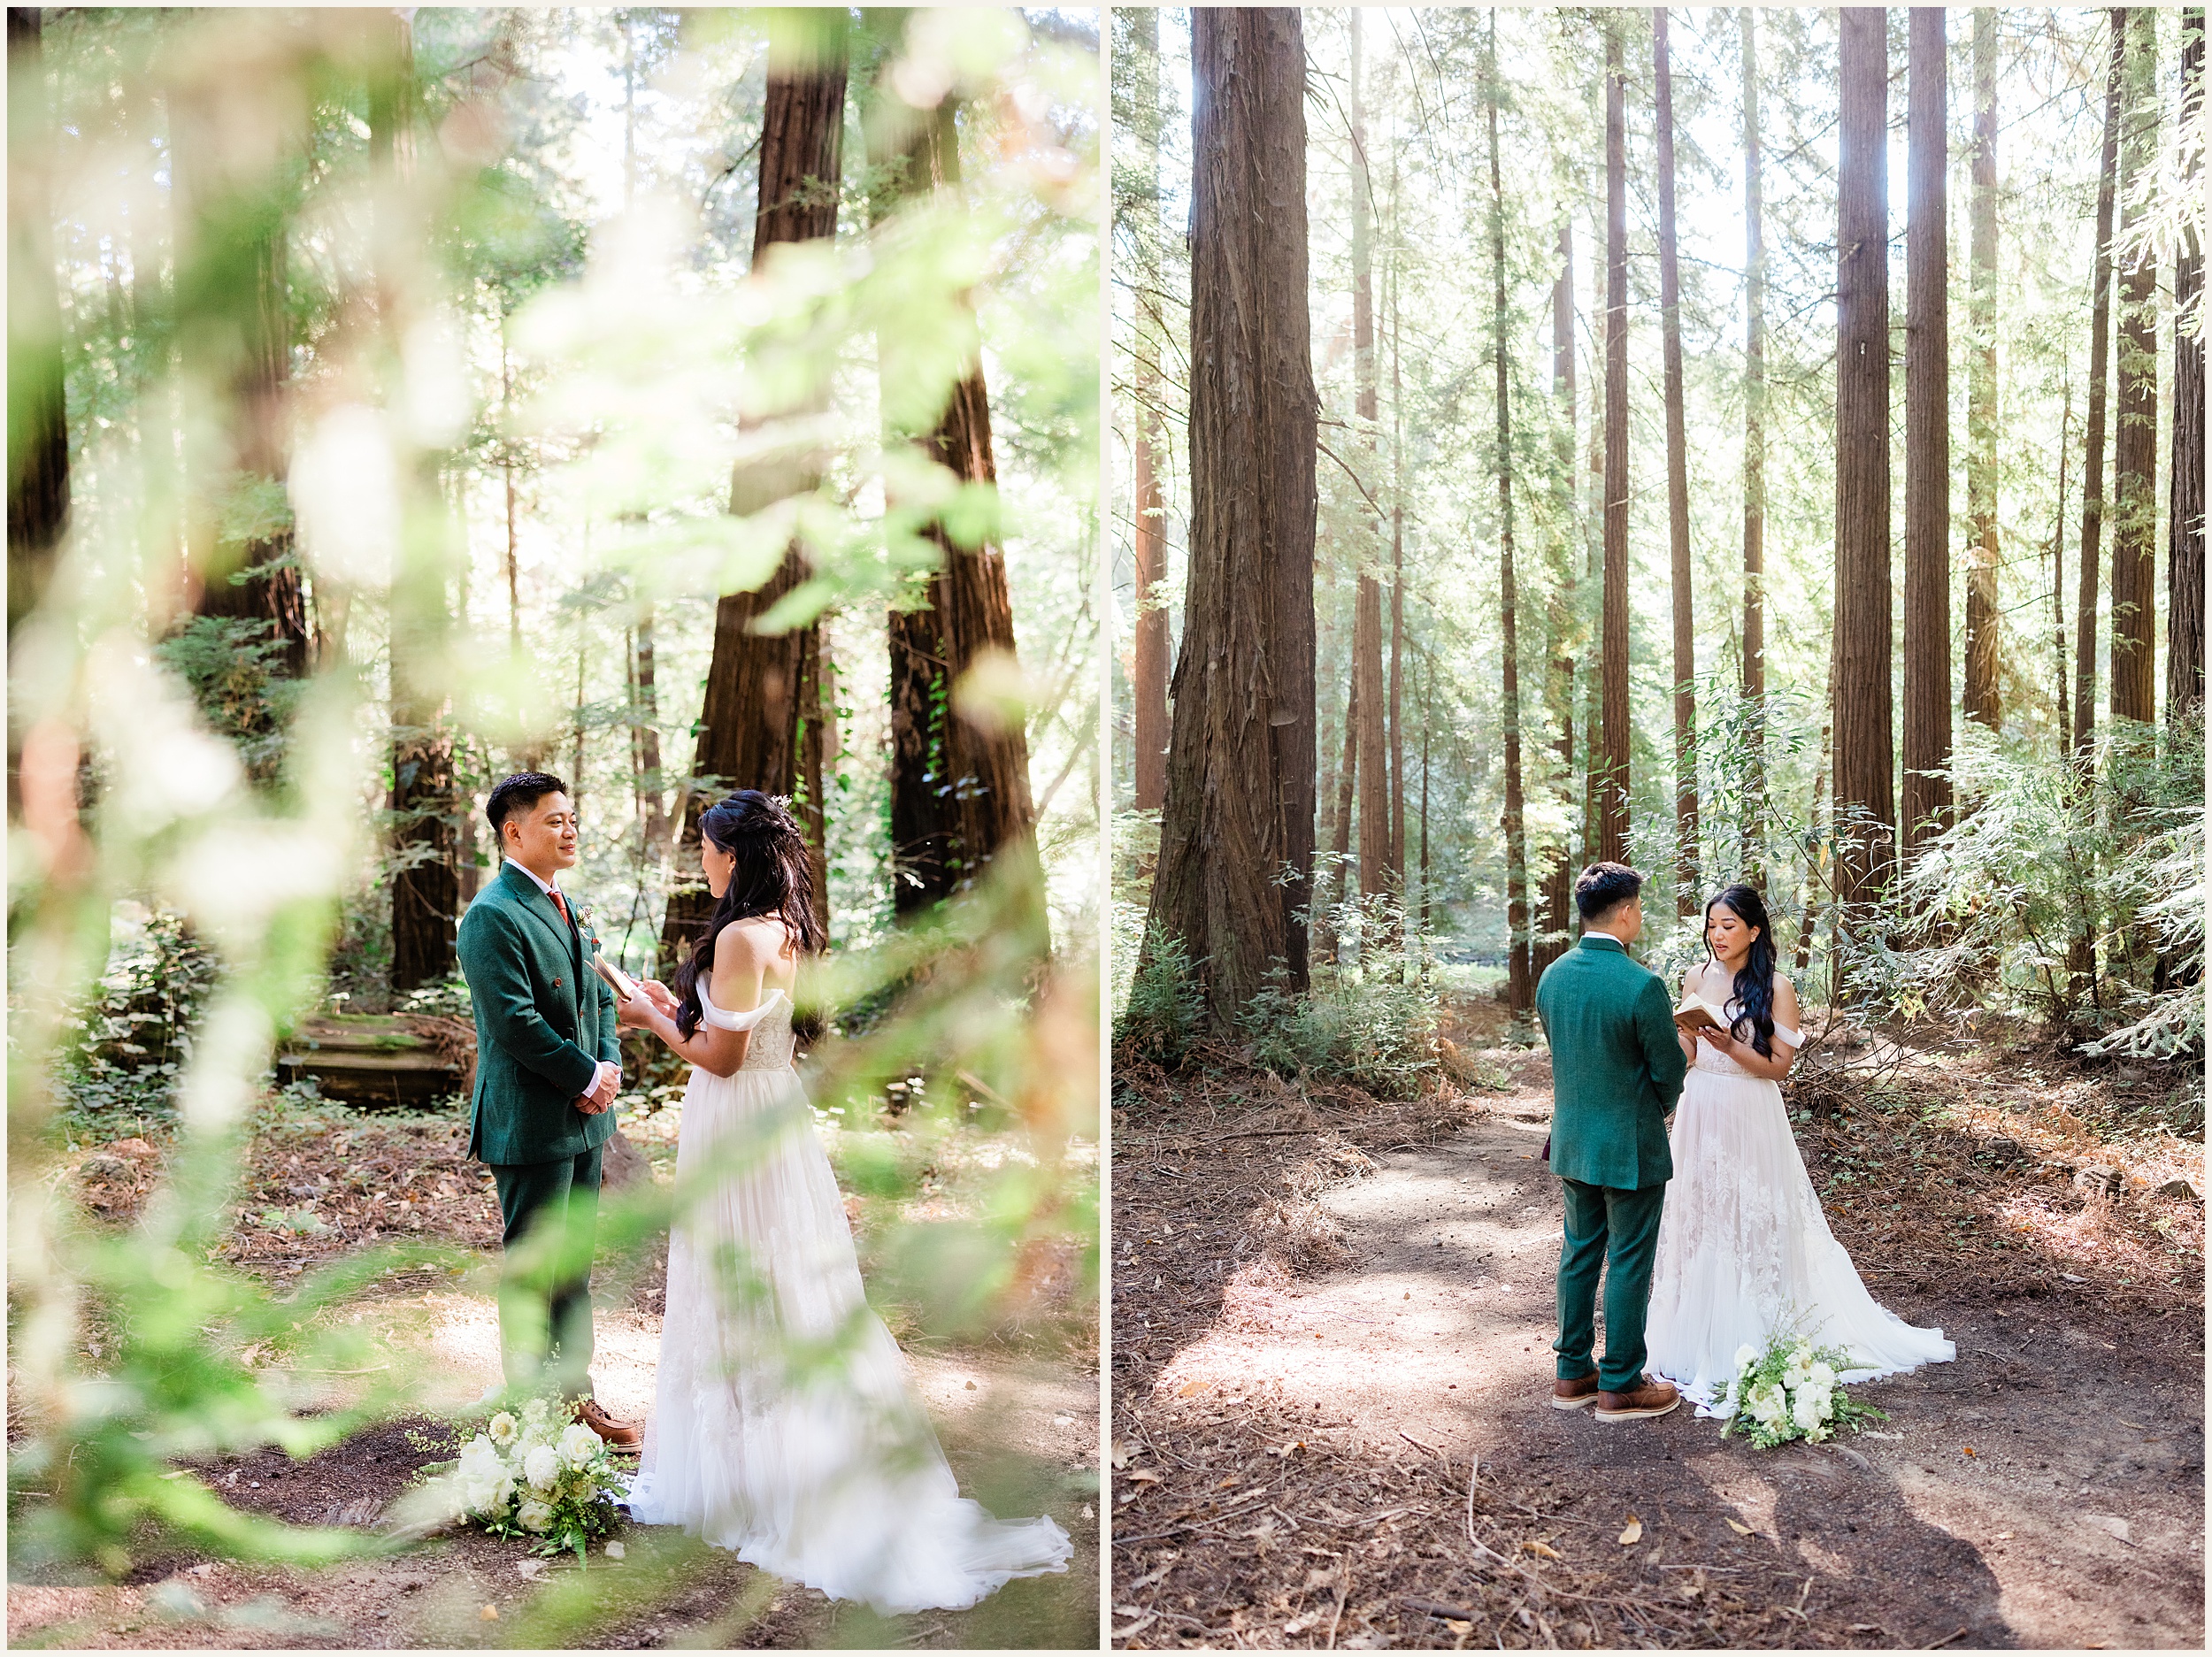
[664,43,846,962]
[1903,6,1954,855]
[2076,15,2124,762]
[1962,7,2001,734]
[1655,9,1698,916]
[1834,7,1895,907]
[1131,5,1171,809]
[1740,6,1767,878]
[1597,17,1632,869]
[2109,4,2158,726]
[1538,220,1578,972]
[1146,7,1317,1023]
[2172,8,2207,720]
[1350,14,1390,907]
[1491,32,1532,1024]
[6,6,68,649]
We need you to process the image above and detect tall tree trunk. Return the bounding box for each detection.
[2167,8,2206,721]
[6,5,68,666]
[1596,15,1632,868]
[1145,7,1317,1024]
[1654,9,1697,914]
[1130,6,1171,810]
[2110,4,2159,726]
[2076,15,2124,763]
[1740,6,1767,882]
[1962,8,2001,734]
[1491,21,1532,1029]
[1903,6,1954,856]
[1834,6,1896,910]
[1538,219,1577,972]
[1325,668,1358,958]
[171,61,311,676]
[631,610,667,852]
[2054,380,2072,735]
[1350,12,1389,909]
[375,15,458,992]
[1419,665,1432,933]
[664,34,846,963]
[1388,139,1407,894]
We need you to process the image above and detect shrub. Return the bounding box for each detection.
[54,904,223,1130]
[1114,924,1205,1069]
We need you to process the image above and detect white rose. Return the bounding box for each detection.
[558,1423,602,1470]
[488,1412,519,1448]
[1792,1388,1829,1433]
[1808,1362,1836,1390]
[1749,1381,1788,1427]
[516,1499,555,1534]
[1732,1344,1761,1372]
[522,1397,550,1429]
[524,1445,561,1492]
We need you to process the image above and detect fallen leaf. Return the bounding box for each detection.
[1110,1440,1135,1469]
[1994,1531,2014,1540]
[1725,1518,1755,1537]
[1961,1446,1976,1457]
[1176,1379,1211,1396]
[1523,1540,1563,1560]
[1126,1468,1162,1484]
[479,1605,499,1622]
[1618,1515,1643,1546]
[1267,1439,1305,1458]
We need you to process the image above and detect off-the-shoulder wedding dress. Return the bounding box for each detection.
[624,984,1071,1613]
[1645,999,1955,1414]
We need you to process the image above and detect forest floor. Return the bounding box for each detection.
[9,1097,1100,1651]
[1110,997,2205,1651]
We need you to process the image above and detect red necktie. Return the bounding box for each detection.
[549,888,572,926]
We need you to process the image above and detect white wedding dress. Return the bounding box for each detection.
[1645,995,1954,1414]
[623,985,1071,1613]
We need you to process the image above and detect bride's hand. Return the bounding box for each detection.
[637,978,680,1016]
[616,993,659,1031]
[1695,1024,1738,1056]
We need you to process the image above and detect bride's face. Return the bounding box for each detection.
[702,837,734,900]
[1706,904,1760,966]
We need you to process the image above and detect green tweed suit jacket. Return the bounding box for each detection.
[1534,933,1689,1191]
[456,862,621,1167]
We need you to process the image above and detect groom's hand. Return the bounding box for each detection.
[575,1059,621,1114]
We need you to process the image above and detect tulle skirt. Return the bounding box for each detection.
[1646,1063,1954,1413]
[623,1062,1071,1614]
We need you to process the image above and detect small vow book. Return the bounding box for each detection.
[1672,992,1727,1032]
[591,953,641,1003]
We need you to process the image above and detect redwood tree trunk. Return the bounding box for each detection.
[664,39,846,962]
[1740,6,1767,877]
[1537,219,1577,972]
[1351,14,1388,909]
[1596,17,1631,869]
[2172,8,2207,720]
[1491,27,1532,1027]
[6,6,68,657]
[2110,4,2158,726]
[2076,15,2124,762]
[1144,7,1317,1023]
[1903,5,1954,855]
[1655,9,1697,915]
[1833,7,1896,909]
[1962,7,2001,735]
[1130,5,1171,809]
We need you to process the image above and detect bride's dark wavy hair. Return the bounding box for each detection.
[1703,883,1778,1058]
[672,791,826,1042]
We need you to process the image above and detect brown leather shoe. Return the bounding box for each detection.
[1594,1376,1680,1421]
[573,1397,643,1453]
[1550,1372,1601,1410]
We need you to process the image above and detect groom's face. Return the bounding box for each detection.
[503,791,580,874]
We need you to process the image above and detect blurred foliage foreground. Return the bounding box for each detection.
[5,4,1098,1641]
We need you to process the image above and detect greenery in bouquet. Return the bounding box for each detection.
[1716,1333,1887,1450]
[427,1397,627,1561]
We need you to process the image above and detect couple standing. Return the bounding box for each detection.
[453,772,1069,1614]
[1536,862,1954,1420]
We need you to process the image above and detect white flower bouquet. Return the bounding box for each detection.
[1716,1333,1886,1449]
[425,1395,627,1560]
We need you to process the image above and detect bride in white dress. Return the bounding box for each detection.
[613,791,1071,1614]
[1646,883,1954,1414]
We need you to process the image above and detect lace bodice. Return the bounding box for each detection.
[697,984,796,1071]
[1690,995,1802,1078]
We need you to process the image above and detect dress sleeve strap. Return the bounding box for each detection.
[697,986,786,1032]
[1770,1022,1805,1050]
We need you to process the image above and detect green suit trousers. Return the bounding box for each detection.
[491,1144,602,1397]
[1554,1177,1667,1392]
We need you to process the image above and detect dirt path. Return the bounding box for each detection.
[1111,1047,2203,1649]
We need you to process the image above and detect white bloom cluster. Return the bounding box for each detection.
[432,1395,622,1543]
[1718,1334,1858,1448]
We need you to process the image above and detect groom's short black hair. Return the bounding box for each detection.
[487,771,570,841]
[1574,862,1642,922]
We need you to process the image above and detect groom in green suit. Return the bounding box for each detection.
[1534,862,1689,1422]
[455,771,640,1450]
